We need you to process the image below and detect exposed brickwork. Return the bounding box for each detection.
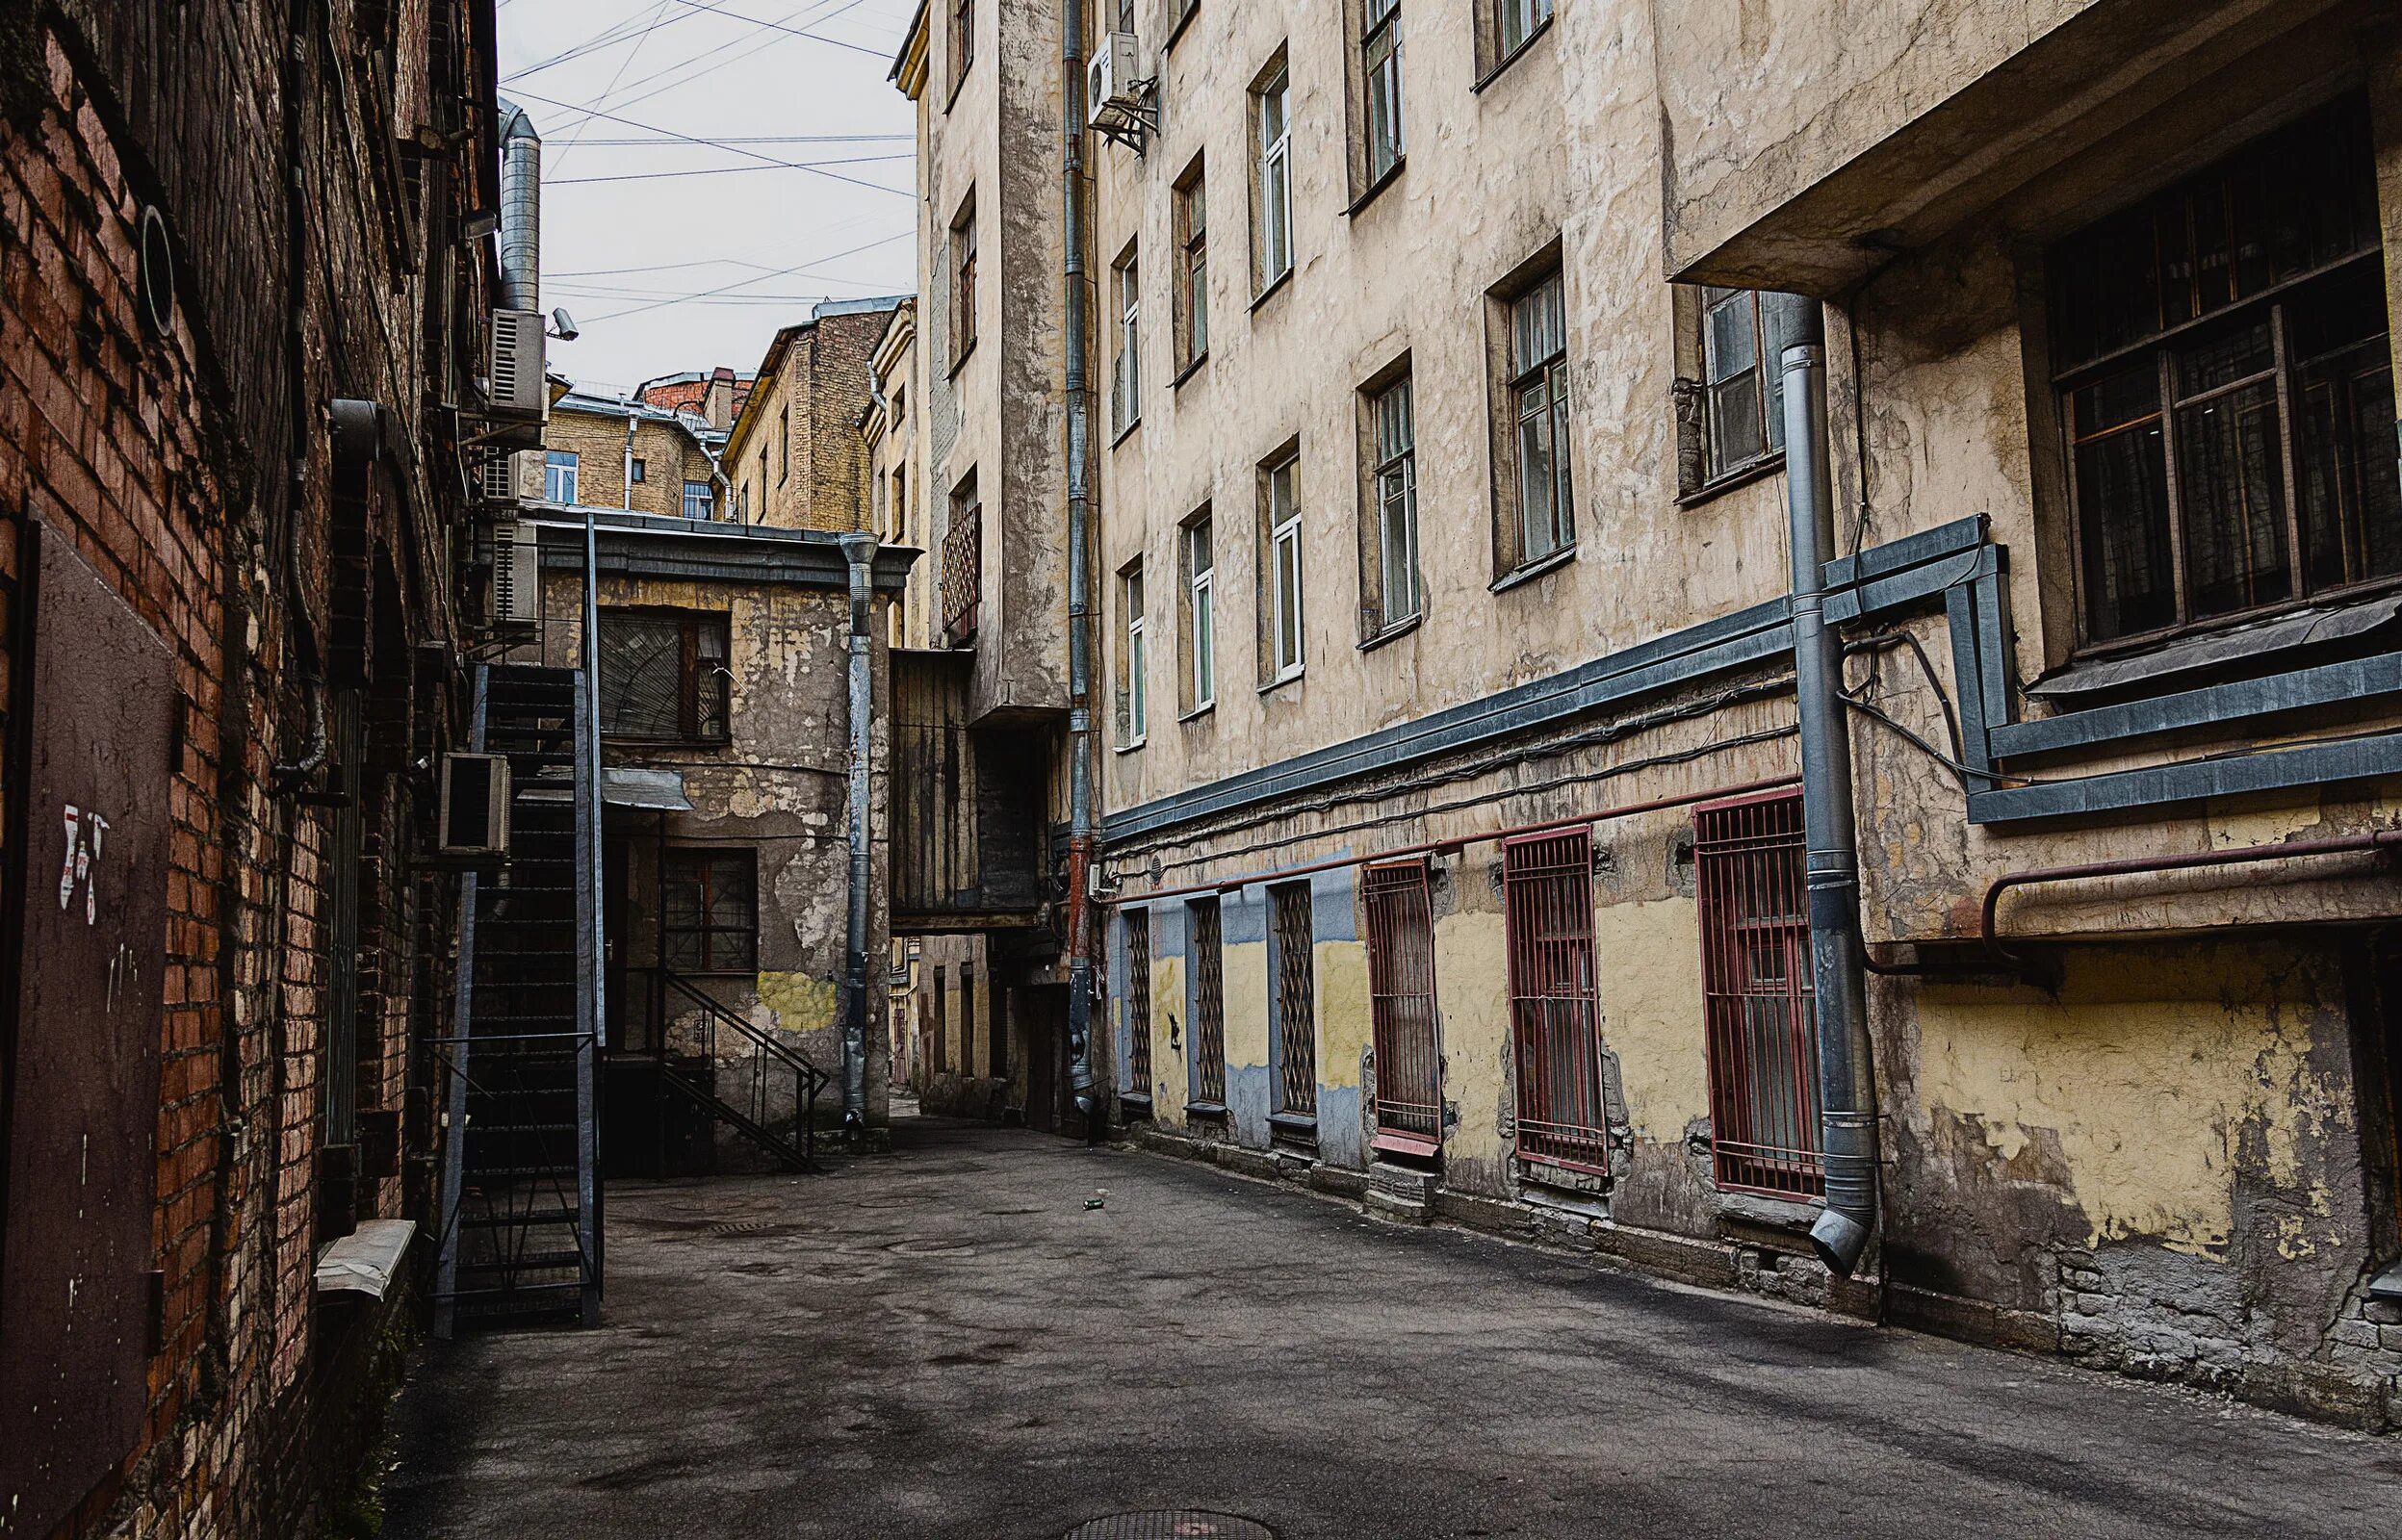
[724,302,897,531]
[0,5,495,1536]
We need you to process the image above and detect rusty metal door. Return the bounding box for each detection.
[1,522,177,1537]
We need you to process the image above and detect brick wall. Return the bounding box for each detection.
[0,4,491,1536]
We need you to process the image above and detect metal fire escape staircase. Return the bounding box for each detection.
[435,664,602,1332]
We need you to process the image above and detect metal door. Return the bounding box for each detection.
[1,522,177,1537]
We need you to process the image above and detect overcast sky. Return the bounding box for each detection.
[496,0,919,398]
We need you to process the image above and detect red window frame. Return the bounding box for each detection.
[1503,829,1609,1174]
[1693,788,1824,1199]
[1123,910,1153,1095]
[1363,860,1442,1155]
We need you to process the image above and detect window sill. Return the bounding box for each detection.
[1113,734,1146,755]
[1111,414,1141,449]
[2036,587,2402,704]
[1358,612,1422,654]
[1473,19,1554,93]
[1347,158,1405,217]
[1118,1091,1154,1120]
[1171,352,1208,389]
[1250,268,1294,314]
[1489,545,1576,595]
[1268,1110,1319,1146]
[1677,452,1783,509]
[1257,665,1304,698]
[946,339,975,379]
[666,966,759,980]
[1163,0,1199,53]
[944,64,972,116]
[1178,700,1217,726]
[1185,1099,1229,1118]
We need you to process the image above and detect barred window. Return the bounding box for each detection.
[598,610,730,743]
[662,849,757,973]
[2052,100,2396,648]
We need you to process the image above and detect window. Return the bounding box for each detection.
[662,849,758,973]
[736,483,749,521]
[1270,882,1317,1116]
[630,456,647,484]
[1119,561,1148,746]
[1694,790,1822,1199]
[961,962,980,1078]
[1699,287,1804,481]
[758,448,768,517]
[1361,0,1404,185]
[1175,165,1208,370]
[1253,63,1293,291]
[1260,452,1304,682]
[951,195,978,369]
[893,466,910,545]
[1369,373,1420,629]
[934,965,949,1073]
[1113,244,1142,435]
[1503,830,1606,1173]
[1188,896,1227,1108]
[778,407,789,481]
[545,449,579,503]
[597,609,731,742]
[1505,270,1572,568]
[1182,512,1216,711]
[1497,0,1552,58]
[950,0,973,90]
[2051,101,2397,647]
[1123,910,1153,1096]
[943,470,981,645]
[1363,860,1440,1152]
[683,479,712,520]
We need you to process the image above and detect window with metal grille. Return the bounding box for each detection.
[1503,830,1607,1173]
[1694,790,1822,1198]
[2052,99,2396,648]
[1124,910,1153,1094]
[943,474,981,644]
[598,609,730,743]
[662,848,757,973]
[1270,883,1317,1116]
[1188,896,1227,1107]
[1363,860,1440,1152]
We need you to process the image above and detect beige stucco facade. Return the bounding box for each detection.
[890,0,2402,1426]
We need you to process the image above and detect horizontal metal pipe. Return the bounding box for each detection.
[1104,774,1800,909]
[1980,829,2402,961]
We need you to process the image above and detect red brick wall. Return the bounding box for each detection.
[0,5,490,1536]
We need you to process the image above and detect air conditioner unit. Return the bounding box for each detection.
[474,446,529,507]
[1087,32,1145,133]
[488,307,547,420]
[490,519,541,629]
[437,752,512,860]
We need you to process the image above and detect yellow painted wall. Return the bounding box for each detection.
[1315,937,1372,1092]
[1906,946,2355,1260]
[1432,908,1512,1194]
[1151,952,1189,1124]
[1596,896,1713,1145]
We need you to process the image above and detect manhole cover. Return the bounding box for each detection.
[1061,1514,1274,1540]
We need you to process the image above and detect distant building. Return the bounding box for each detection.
[543,374,739,522]
[724,297,910,530]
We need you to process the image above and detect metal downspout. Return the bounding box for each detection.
[1061,2,1098,1123]
[839,532,880,1139]
[580,502,607,1312]
[1781,306,1880,1275]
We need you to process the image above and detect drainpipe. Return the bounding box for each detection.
[1781,303,1879,1276]
[1061,2,1098,1123]
[623,414,636,510]
[839,531,880,1141]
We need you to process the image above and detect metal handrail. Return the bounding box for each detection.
[655,970,830,1167]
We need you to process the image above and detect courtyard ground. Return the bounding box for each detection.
[383,1116,2402,1539]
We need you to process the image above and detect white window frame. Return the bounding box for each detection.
[1363,0,1404,185]
[1265,456,1304,684]
[1255,66,1293,291]
[545,449,579,504]
[683,479,712,520]
[1186,517,1217,710]
[1373,376,1421,628]
[1114,246,1142,435]
[1499,0,1552,57]
[1123,565,1149,747]
[1509,272,1572,567]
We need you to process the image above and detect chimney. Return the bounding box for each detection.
[706,367,736,429]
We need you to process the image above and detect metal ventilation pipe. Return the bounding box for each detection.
[497,96,541,313]
[1060,1,1098,1124]
[1780,301,1880,1276]
[839,531,880,1142]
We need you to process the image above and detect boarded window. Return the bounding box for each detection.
[1271,883,1317,1115]
[1503,830,1607,1173]
[1695,791,1822,1198]
[598,610,730,742]
[662,849,758,973]
[1363,860,1440,1152]
[2052,99,2397,646]
[1189,897,1227,1106]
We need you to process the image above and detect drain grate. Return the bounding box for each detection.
[1061,1514,1274,1540]
[708,1219,792,1237]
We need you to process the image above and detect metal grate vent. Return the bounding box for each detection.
[1062,1514,1275,1540]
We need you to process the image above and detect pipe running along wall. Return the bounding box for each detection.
[1061,4,1098,1122]
[1781,307,1880,1276]
[839,533,880,1136]
[497,97,541,314]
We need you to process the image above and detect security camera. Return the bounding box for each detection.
[549,307,581,342]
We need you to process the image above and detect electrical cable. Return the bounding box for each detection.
[502,89,911,197]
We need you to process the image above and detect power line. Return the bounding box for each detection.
[577,228,912,322]
[546,0,679,175]
[559,133,911,145]
[546,152,911,186]
[660,0,888,59]
[502,89,912,197]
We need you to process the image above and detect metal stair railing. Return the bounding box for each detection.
[654,969,829,1169]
